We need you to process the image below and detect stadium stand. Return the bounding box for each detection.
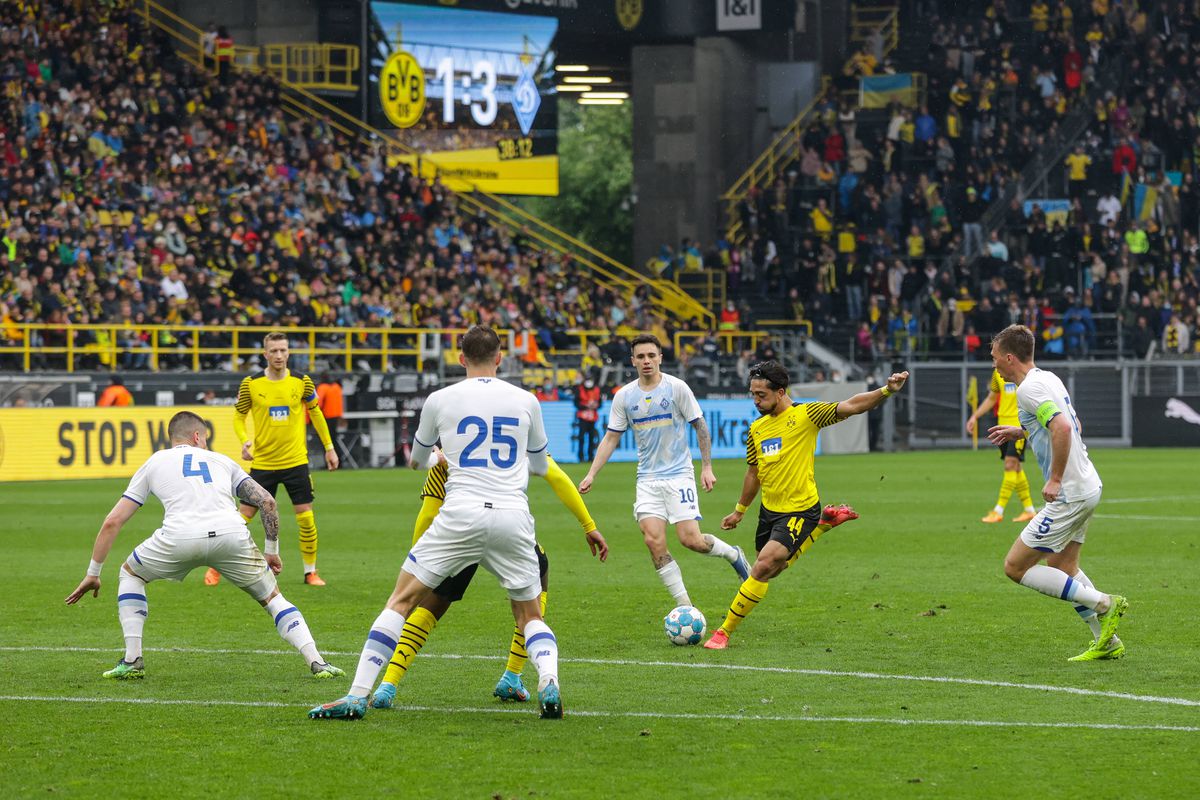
[719,0,1200,364]
[0,0,736,385]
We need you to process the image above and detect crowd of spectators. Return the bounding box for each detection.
[725,0,1200,362]
[0,0,700,373]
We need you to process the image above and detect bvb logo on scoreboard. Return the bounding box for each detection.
[616,0,642,30]
[379,49,425,128]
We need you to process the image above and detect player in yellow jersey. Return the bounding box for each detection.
[704,361,908,649]
[204,332,338,587]
[369,452,607,709]
[966,369,1037,523]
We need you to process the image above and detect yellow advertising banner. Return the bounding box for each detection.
[391,150,559,196]
[0,407,251,483]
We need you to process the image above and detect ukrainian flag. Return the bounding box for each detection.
[1133,183,1158,221]
[859,74,917,109]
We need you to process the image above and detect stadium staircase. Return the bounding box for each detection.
[131,0,713,329]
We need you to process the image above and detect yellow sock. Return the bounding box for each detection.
[994,472,1017,513]
[1014,469,1035,510]
[719,576,769,635]
[381,606,438,686]
[240,512,253,523]
[505,591,548,675]
[296,510,317,571]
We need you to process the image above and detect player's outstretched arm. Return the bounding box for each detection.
[65,497,141,604]
[579,430,622,493]
[541,457,607,561]
[721,465,761,530]
[690,416,717,491]
[237,477,282,573]
[835,371,909,419]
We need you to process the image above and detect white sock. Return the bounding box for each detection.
[523,619,559,691]
[1072,569,1103,638]
[1019,565,1106,611]
[703,533,738,562]
[265,594,320,666]
[656,560,691,607]
[350,608,405,697]
[117,571,148,661]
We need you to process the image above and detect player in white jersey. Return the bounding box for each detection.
[64,411,342,680]
[310,326,565,721]
[580,334,749,609]
[986,325,1129,661]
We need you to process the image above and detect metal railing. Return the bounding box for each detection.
[0,323,768,374]
[132,0,359,92]
[902,359,1200,449]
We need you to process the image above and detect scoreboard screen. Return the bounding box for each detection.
[368,2,559,196]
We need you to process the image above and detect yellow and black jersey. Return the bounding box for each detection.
[421,460,449,501]
[746,401,841,513]
[234,370,329,470]
[988,369,1019,427]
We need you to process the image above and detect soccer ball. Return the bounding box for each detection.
[664,605,707,646]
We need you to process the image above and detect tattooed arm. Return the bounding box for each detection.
[237,477,280,564]
[690,416,717,492]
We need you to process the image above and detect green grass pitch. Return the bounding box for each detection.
[3,450,1199,798]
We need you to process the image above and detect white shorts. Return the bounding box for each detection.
[1019,491,1102,554]
[124,528,277,601]
[402,502,540,601]
[634,478,702,525]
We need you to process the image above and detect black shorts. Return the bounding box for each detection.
[755,502,822,558]
[250,465,314,506]
[998,437,1026,462]
[433,543,549,602]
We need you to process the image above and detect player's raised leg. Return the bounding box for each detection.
[674,518,750,580]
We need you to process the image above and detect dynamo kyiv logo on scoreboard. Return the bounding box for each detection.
[513,68,540,136]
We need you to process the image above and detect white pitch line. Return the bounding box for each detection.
[1094,514,1200,522]
[1104,496,1200,505]
[4,645,1199,708]
[0,694,1196,732]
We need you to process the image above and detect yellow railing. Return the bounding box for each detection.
[721,4,902,246]
[132,0,359,92]
[673,268,726,313]
[132,0,711,327]
[0,323,763,373]
[754,318,815,337]
[674,330,768,359]
[263,44,360,92]
[721,76,832,246]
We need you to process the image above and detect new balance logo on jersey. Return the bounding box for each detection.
[760,437,783,457]
[269,405,289,422]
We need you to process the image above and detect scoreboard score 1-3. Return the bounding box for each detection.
[369,1,559,196]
